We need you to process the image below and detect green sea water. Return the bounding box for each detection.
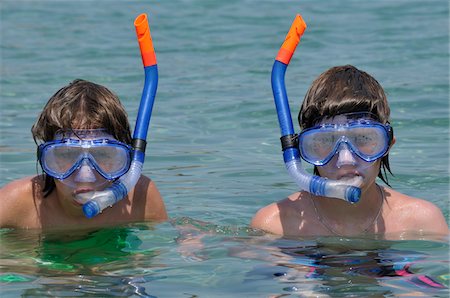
[0,0,449,297]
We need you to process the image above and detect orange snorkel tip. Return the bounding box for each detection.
[275,14,307,65]
[134,13,157,67]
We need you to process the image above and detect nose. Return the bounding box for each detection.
[335,142,357,168]
[74,159,97,183]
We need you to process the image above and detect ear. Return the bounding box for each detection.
[389,136,396,149]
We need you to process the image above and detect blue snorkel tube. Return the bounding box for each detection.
[81,13,158,218]
[272,15,361,203]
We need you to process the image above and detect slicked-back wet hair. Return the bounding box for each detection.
[298,65,393,185]
[32,79,132,196]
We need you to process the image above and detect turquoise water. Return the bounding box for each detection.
[1,0,449,297]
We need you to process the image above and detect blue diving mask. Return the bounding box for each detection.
[298,113,393,166]
[38,130,132,182]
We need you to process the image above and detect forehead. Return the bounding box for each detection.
[54,129,115,140]
[317,112,378,125]
[319,115,349,125]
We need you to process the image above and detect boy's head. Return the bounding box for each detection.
[32,79,132,195]
[32,79,132,145]
[298,65,393,184]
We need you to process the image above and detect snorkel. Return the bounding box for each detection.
[80,13,158,218]
[271,15,362,203]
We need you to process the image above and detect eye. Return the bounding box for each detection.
[353,134,372,145]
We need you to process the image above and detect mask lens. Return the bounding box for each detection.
[89,145,130,177]
[41,144,83,178]
[346,126,387,159]
[300,129,337,165]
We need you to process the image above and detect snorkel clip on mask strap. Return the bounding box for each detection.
[280,134,299,151]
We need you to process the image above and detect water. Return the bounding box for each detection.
[1,0,449,297]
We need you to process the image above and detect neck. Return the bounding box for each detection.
[311,183,384,236]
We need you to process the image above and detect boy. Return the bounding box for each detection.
[0,79,167,229]
[251,65,448,237]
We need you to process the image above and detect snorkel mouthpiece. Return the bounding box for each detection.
[271,14,362,203]
[81,13,158,218]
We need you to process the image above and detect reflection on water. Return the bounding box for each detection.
[1,222,448,297]
[242,238,449,297]
[0,224,167,297]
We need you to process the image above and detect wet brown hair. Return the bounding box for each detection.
[32,79,132,196]
[298,65,393,185]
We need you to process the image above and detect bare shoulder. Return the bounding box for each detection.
[251,192,305,235]
[0,176,42,227]
[383,187,449,235]
[251,202,283,234]
[132,175,168,221]
[0,176,37,203]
